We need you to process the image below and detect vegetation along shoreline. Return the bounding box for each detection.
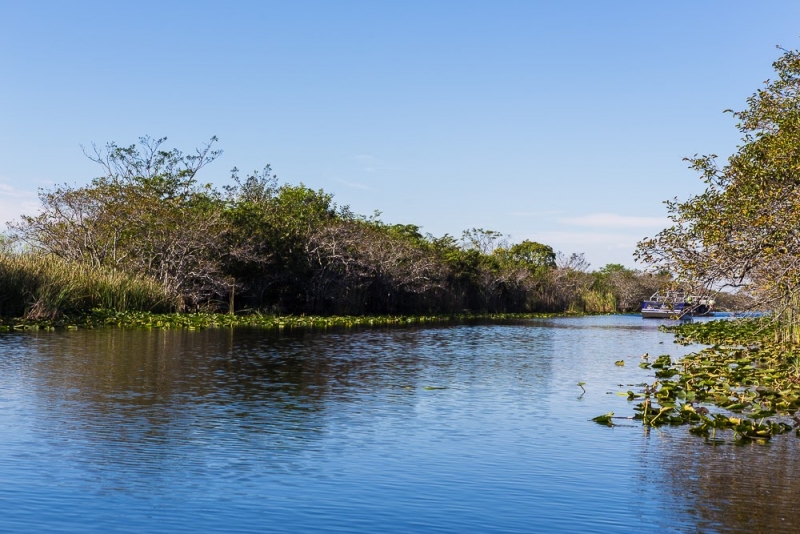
[588,46,800,442]
[3,136,734,322]
[0,309,569,333]
[5,44,800,448]
[594,317,800,442]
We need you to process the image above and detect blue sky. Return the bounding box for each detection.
[2,1,799,268]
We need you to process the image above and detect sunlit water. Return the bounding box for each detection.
[1,315,798,533]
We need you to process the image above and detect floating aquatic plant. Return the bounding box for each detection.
[0,309,561,332]
[594,318,800,441]
[592,412,614,426]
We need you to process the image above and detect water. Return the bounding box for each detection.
[1,315,798,533]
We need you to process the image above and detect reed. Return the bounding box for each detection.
[573,289,616,314]
[774,293,800,344]
[0,252,175,319]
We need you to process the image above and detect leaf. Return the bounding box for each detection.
[592,412,615,426]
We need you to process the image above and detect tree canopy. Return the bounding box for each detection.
[636,46,800,340]
[5,135,666,317]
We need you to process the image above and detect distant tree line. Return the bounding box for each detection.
[3,136,670,318]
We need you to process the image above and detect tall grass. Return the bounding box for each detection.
[774,293,800,345]
[0,252,175,319]
[575,289,617,314]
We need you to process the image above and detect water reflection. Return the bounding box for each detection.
[1,317,796,532]
[3,325,559,493]
[650,430,800,532]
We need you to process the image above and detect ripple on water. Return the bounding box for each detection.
[0,317,797,532]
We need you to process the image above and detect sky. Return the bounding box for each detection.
[2,1,800,269]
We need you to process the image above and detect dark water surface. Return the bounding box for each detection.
[1,315,798,533]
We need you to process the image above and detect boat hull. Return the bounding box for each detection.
[641,300,684,319]
[641,309,682,319]
[691,304,714,317]
[641,300,714,319]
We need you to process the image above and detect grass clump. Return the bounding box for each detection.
[0,252,175,320]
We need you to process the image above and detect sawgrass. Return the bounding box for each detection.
[0,252,175,319]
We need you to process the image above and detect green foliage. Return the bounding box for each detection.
[0,252,173,319]
[385,224,425,243]
[494,240,556,271]
[591,412,614,426]
[636,46,800,340]
[10,136,229,306]
[509,240,557,269]
[665,317,773,345]
[224,166,337,309]
[577,288,616,313]
[461,228,506,254]
[597,263,630,276]
[0,309,559,331]
[5,135,666,318]
[595,319,800,441]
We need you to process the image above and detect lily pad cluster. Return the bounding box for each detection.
[0,309,558,332]
[594,318,800,442]
[663,317,772,346]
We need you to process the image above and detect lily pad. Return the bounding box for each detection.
[591,412,615,426]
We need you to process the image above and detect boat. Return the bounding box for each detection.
[641,290,715,319]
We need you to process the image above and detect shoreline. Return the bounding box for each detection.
[0,309,582,332]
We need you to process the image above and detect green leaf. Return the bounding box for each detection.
[591,412,615,426]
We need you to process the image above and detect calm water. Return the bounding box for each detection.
[1,315,798,533]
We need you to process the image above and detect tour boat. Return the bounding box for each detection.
[641,290,714,319]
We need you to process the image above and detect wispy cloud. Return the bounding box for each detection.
[0,182,38,230]
[522,230,648,267]
[334,178,371,190]
[526,230,641,248]
[557,212,668,228]
[511,209,562,218]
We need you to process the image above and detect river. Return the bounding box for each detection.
[1,315,798,532]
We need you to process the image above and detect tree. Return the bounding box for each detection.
[461,228,507,255]
[306,219,443,313]
[635,46,800,340]
[224,166,338,310]
[10,136,231,307]
[497,240,556,271]
[597,263,628,276]
[7,135,631,316]
[595,263,668,312]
